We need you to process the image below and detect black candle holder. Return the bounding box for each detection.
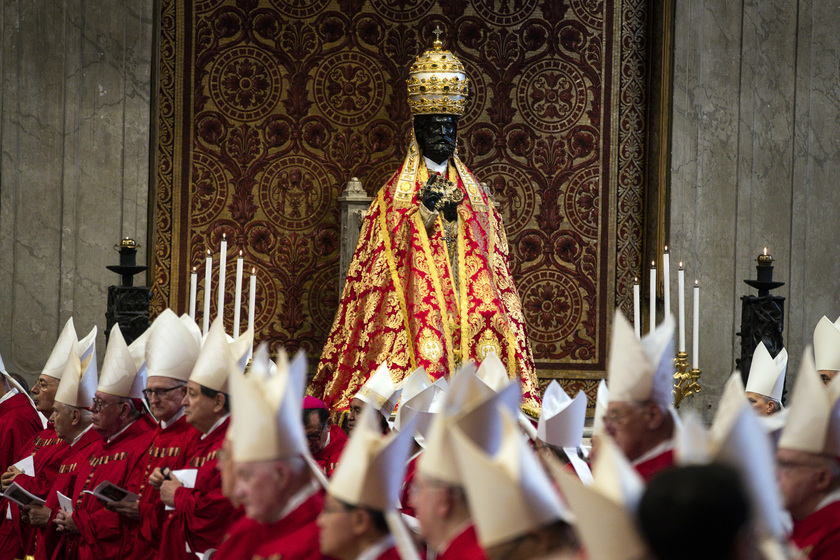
[736,250,785,393]
[105,238,151,346]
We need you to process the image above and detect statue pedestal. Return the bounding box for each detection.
[338,177,372,295]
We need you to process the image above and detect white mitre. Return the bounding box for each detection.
[229,343,309,462]
[745,341,787,402]
[551,435,649,560]
[189,317,234,393]
[55,347,98,409]
[98,324,145,399]
[608,311,674,406]
[475,351,510,392]
[451,393,570,549]
[228,328,253,373]
[144,309,201,383]
[778,348,840,456]
[40,318,80,380]
[592,379,609,436]
[537,380,590,480]
[814,315,840,372]
[354,361,402,420]
[394,366,432,433]
[418,362,510,485]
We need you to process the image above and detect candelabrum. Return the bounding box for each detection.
[673,351,701,407]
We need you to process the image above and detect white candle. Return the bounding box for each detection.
[248,268,256,339]
[633,278,641,339]
[693,280,700,370]
[189,267,197,321]
[649,261,656,333]
[203,250,212,335]
[233,252,243,338]
[663,247,670,319]
[218,234,227,323]
[678,263,685,352]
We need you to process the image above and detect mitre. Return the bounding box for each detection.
[814,315,840,372]
[778,348,840,456]
[40,318,79,380]
[98,323,145,399]
[354,361,402,420]
[745,341,787,402]
[608,311,675,406]
[55,346,98,409]
[189,317,235,393]
[145,309,201,383]
[451,395,571,548]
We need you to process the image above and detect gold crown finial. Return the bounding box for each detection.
[432,25,443,47]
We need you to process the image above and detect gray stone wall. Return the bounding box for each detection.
[671,0,840,417]
[0,1,154,383]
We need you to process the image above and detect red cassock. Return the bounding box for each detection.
[156,417,241,560]
[248,490,327,560]
[633,449,675,483]
[312,425,348,478]
[0,427,68,559]
[54,417,155,560]
[212,516,266,560]
[791,500,840,560]
[120,414,199,560]
[370,546,400,560]
[37,427,101,560]
[437,524,487,560]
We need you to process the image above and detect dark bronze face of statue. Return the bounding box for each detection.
[414,114,459,166]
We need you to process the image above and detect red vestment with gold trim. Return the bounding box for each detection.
[55,418,154,560]
[0,426,67,559]
[120,414,199,560]
[38,427,100,560]
[156,417,241,560]
[312,158,539,415]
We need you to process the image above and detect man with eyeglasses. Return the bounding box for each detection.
[52,324,155,560]
[155,317,242,560]
[0,319,94,559]
[604,312,677,482]
[303,396,347,478]
[111,310,202,560]
[776,350,840,560]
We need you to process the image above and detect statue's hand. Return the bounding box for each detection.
[420,176,444,212]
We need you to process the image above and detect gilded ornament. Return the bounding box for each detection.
[406,27,470,116]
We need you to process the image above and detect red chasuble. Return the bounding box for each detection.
[791,500,840,560]
[312,425,348,478]
[312,155,540,417]
[437,524,488,560]
[156,417,240,560]
[0,427,68,559]
[121,414,199,560]
[37,427,101,560]
[633,449,675,483]
[248,489,326,560]
[60,418,155,560]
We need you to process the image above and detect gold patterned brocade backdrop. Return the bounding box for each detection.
[152,0,648,410]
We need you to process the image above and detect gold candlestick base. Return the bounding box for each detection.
[673,351,702,407]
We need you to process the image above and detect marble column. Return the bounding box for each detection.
[0,1,154,381]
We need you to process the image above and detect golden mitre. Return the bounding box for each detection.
[407,27,470,116]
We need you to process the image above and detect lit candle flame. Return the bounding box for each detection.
[192,266,196,272]
[763,247,767,255]
[664,245,668,252]
[206,249,210,255]
[239,250,243,257]
[695,280,699,287]
[251,267,256,274]
[679,262,683,268]
[634,277,638,283]
[651,260,655,268]
[222,233,226,239]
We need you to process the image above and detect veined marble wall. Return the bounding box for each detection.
[0,1,154,383]
[671,0,840,417]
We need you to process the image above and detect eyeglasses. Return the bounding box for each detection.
[142,384,186,399]
[89,398,124,412]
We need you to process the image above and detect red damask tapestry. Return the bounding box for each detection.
[152,0,648,408]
